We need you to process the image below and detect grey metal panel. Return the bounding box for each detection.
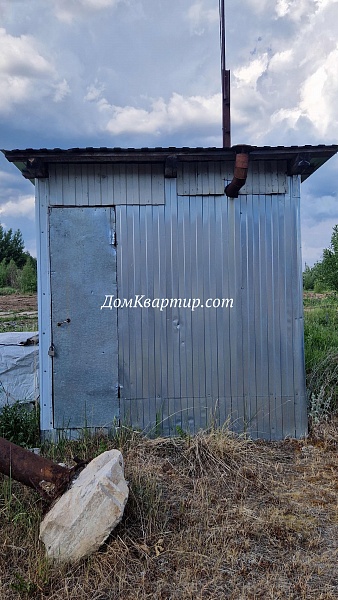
[43,159,307,439]
[50,207,119,428]
[240,160,288,195]
[177,161,228,195]
[177,160,288,197]
[49,164,165,206]
[116,162,306,439]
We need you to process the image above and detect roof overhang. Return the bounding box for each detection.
[2,144,338,184]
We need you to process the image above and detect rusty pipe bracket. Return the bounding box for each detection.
[0,436,75,502]
[225,145,251,198]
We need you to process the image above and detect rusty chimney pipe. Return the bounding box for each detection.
[220,0,231,147]
[225,145,251,198]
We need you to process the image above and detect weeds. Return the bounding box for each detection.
[0,287,17,296]
[0,401,40,448]
[304,291,338,417]
[0,315,38,333]
[0,424,337,599]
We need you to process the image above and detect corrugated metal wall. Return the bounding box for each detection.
[48,164,165,205]
[45,161,307,440]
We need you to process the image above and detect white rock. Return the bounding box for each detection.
[39,449,129,562]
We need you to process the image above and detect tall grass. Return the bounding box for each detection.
[1,425,338,599]
[303,292,338,419]
[0,401,40,448]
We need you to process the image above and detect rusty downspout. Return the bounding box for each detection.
[0,436,76,501]
[225,146,251,198]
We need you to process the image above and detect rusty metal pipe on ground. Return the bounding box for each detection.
[0,436,74,500]
[225,148,250,198]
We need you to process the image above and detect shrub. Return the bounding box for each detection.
[0,401,40,448]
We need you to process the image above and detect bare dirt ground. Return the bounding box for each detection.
[0,294,37,315]
[0,294,38,332]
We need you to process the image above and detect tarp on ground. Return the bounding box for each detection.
[0,332,39,409]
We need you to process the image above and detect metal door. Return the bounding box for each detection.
[49,207,119,429]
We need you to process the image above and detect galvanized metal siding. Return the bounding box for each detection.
[177,160,228,195]
[116,169,307,439]
[177,160,288,196]
[49,160,288,205]
[48,163,165,206]
[40,160,307,440]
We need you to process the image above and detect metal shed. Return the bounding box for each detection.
[3,144,338,439]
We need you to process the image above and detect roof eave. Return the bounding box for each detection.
[2,144,338,182]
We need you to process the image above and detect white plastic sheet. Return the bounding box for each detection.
[0,332,39,408]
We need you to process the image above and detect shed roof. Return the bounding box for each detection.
[2,144,338,183]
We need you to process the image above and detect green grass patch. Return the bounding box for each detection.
[304,291,338,419]
[0,401,40,448]
[0,287,17,296]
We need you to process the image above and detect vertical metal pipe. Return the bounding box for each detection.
[220,0,231,147]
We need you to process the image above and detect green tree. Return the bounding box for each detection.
[303,262,322,290]
[20,256,37,293]
[320,225,338,292]
[6,259,19,288]
[0,259,7,287]
[0,223,26,267]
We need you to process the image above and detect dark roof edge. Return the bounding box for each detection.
[3,144,338,160]
[2,144,338,182]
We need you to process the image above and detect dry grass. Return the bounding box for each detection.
[1,422,338,599]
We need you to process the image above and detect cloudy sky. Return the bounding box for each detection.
[0,0,337,265]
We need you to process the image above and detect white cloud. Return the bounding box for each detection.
[53,79,71,103]
[0,195,35,220]
[105,92,221,136]
[0,27,79,115]
[0,28,51,77]
[85,81,106,102]
[299,45,338,134]
[234,55,269,87]
[270,107,302,128]
[275,0,318,21]
[268,49,293,72]
[315,0,338,10]
[229,0,338,144]
[275,0,291,18]
[266,42,338,138]
[0,75,30,113]
[186,1,219,34]
[0,28,61,113]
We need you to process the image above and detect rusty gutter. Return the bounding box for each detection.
[225,145,251,198]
